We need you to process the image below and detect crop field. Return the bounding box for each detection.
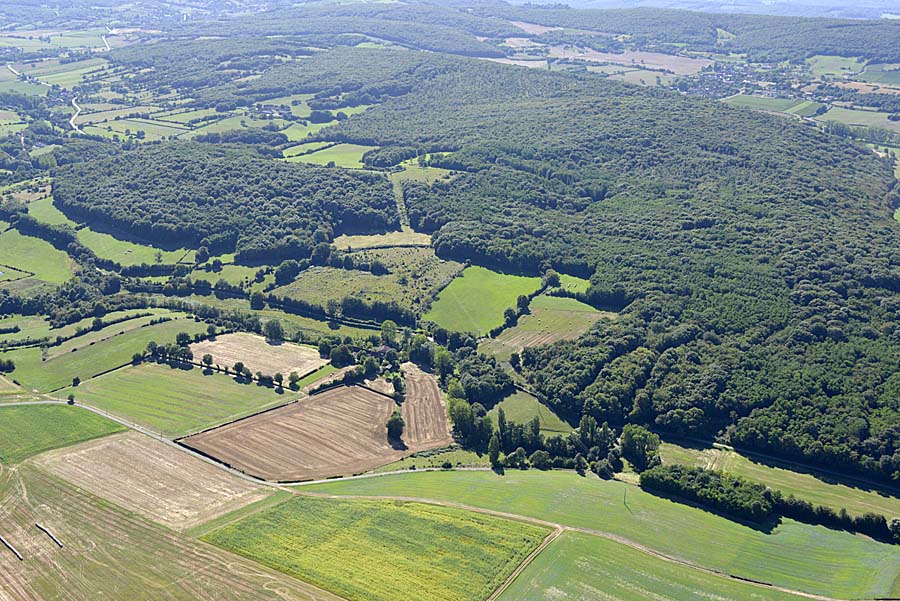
[60,362,302,437]
[806,55,866,78]
[0,228,72,284]
[0,404,123,464]
[608,68,677,86]
[45,313,187,361]
[480,295,610,362]
[486,390,572,435]
[500,530,806,601]
[819,106,900,133]
[75,105,159,125]
[183,383,448,481]
[400,363,453,449]
[660,441,900,520]
[548,46,712,74]
[332,229,432,249]
[290,143,377,168]
[304,470,900,598]
[190,332,327,378]
[4,318,209,392]
[784,100,825,117]
[424,266,542,335]
[34,432,271,531]
[0,464,341,601]
[203,495,548,601]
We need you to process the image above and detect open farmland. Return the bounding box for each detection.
[190,333,327,378]
[332,230,432,250]
[723,95,803,112]
[548,46,712,74]
[60,362,302,437]
[480,295,610,362]
[289,143,377,168]
[806,55,866,78]
[499,530,807,601]
[183,384,448,481]
[0,404,123,465]
[424,266,542,335]
[400,363,453,449]
[304,470,900,599]
[4,318,209,392]
[859,63,900,86]
[203,495,548,601]
[819,106,900,133]
[0,464,341,601]
[487,390,572,436]
[34,432,271,531]
[0,228,72,285]
[660,441,900,520]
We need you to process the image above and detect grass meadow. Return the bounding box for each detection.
[806,55,866,78]
[0,227,72,284]
[487,390,573,436]
[59,362,303,437]
[304,470,900,598]
[424,266,542,335]
[0,404,123,464]
[500,530,808,601]
[203,495,548,601]
[290,143,377,168]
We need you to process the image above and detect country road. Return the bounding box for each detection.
[69,97,83,133]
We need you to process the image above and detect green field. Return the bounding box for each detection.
[424,266,542,335]
[57,362,301,437]
[281,121,331,141]
[806,55,866,78]
[723,95,801,112]
[203,495,548,601]
[4,318,209,392]
[370,447,491,473]
[500,530,806,601]
[859,63,900,86]
[660,442,900,520]
[480,295,608,362]
[305,470,900,598]
[26,197,189,265]
[820,106,900,133]
[784,100,825,117]
[0,404,124,464]
[290,143,377,168]
[0,227,72,284]
[0,308,170,346]
[487,390,572,435]
[283,141,333,158]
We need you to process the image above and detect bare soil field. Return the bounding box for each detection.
[183,382,449,481]
[0,464,341,601]
[548,46,712,75]
[401,363,453,449]
[833,81,900,95]
[191,332,327,376]
[33,431,270,531]
[508,20,559,35]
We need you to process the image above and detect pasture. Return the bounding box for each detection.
[0,404,124,464]
[424,266,542,335]
[190,332,327,378]
[480,294,609,362]
[290,143,377,168]
[547,46,712,75]
[819,106,900,133]
[304,470,900,598]
[724,95,801,112]
[183,383,449,481]
[660,441,900,520]
[500,530,807,601]
[0,464,340,601]
[4,318,209,392]
[859,63,900,86]
[486,390,572,436]
[0,228,72,285]
[202,495,548,601]
[806,55,866,78]
[60,362,302,437]
[34,432,271,531]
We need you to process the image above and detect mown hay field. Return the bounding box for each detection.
[34,431,271,531]
[203,495,549,601]
[190,333,327,379]
[304,470,900,599]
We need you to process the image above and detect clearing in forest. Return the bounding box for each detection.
[190,332,327,377]
[480,294,611,362]
[486,390,572,436]
[34,431,270,531]
[202,495,548,601]
[183,383,448,481]
[424,266,542,335]
[0,464,341,601]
